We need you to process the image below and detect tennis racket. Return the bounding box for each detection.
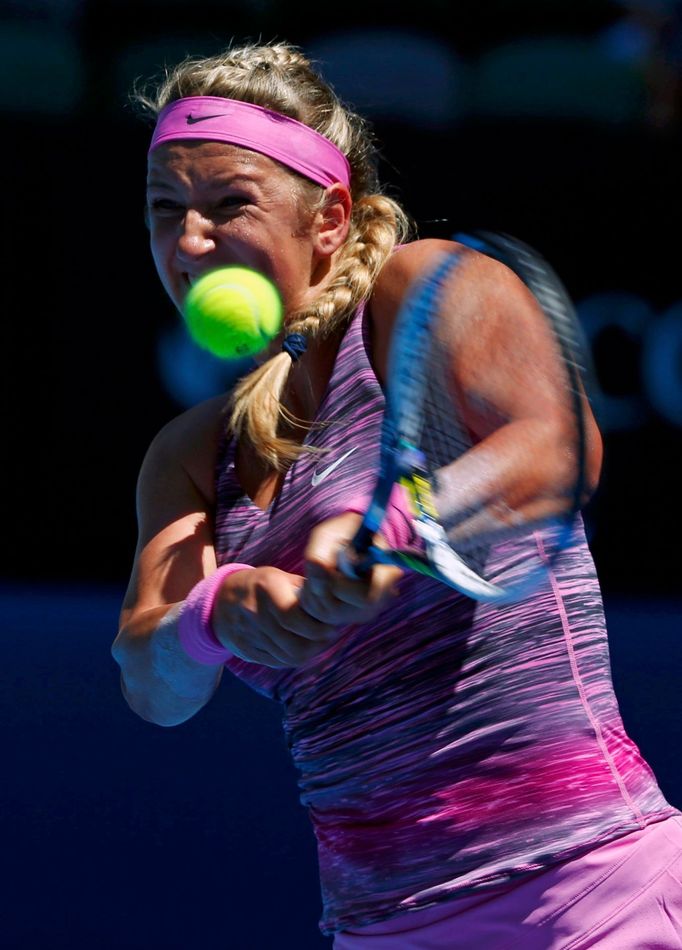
[338,230,591,603]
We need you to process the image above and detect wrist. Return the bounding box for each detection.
[177,563,255,665]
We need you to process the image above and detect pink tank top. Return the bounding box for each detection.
[213,304,678,935]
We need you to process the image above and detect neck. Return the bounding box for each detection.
[279,327,342,427]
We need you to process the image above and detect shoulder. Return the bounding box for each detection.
[141,392,231,508]
[368,238,524,382]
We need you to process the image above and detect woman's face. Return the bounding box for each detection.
[146,141,322,318]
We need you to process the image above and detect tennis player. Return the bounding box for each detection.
[112,41,682,947]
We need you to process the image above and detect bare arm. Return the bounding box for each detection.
[112,396,227,727]
[300,239,603,608]
[373,240,603,523]
[435,248,602,538]
[112,398,360,724]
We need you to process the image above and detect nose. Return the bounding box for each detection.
[175,208,217,263]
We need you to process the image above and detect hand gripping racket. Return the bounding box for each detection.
[338,231,591,603]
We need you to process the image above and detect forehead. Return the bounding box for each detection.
[147,140,284,186]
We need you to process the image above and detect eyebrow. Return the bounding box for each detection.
[146,173,260,190]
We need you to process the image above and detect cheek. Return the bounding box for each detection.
[149,226,166,268]
[272,246,316,312]
[149,231,181,303]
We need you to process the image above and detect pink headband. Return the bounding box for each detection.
[148,96,351,189]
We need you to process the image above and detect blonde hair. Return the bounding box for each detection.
[135,41,412,470]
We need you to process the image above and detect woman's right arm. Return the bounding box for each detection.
[111,396,228,727]
[111,397,357,727]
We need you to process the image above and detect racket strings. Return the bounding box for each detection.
[418,331,493,576]
[416,306,577,590]
[370,235,589,599]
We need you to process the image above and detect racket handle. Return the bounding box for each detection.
[337,524,376,579]
[338,547,368,580]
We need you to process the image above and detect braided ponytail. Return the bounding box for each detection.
[136,41,412,470]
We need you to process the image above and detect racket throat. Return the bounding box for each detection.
[418,522,505,600]
[397,454,502,599]
[397,445,439,520]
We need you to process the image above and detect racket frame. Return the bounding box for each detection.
[339,232,589,603]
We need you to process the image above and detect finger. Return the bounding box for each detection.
[368,563,404,602]
[230,619,327,669]
[299,559,365,619]
[261,621,337,667]
[246,644,293,669]
[276,603,338,641]
[311,561,402,609]
[298,581,364,625]
[304,513,363,575]
[252,585,337,642]
[323,573,374,608]
[225,633,291,669]
[256,628,300,666]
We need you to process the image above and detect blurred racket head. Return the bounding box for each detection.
[344,230,592,602]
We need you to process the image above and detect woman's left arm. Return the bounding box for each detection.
[441,244,602,535]
[373,240,602,530]
[300,238,603,619]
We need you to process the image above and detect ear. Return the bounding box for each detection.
[312,183,352,257]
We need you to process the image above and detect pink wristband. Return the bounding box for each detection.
[177,564,254,665]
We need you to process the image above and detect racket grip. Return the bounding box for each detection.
[336,484,415,578]
[337,546,373,580]
[337,523,376,579]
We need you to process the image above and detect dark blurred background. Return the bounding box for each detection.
[2,1,681,947]
[4,0,682,592]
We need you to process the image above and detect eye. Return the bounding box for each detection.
[147,197,184,214]
[216,194,249,212]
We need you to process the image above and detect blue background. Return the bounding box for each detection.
[2,586,681,947]
[2,1,681,946]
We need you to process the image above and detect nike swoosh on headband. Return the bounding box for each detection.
[149,97,351,188]
[186,113,228,125]
[311,447,358,487]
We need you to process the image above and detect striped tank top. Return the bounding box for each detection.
[214,303,677,935]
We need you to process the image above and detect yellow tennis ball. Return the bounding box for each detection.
[183,266,283,359]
